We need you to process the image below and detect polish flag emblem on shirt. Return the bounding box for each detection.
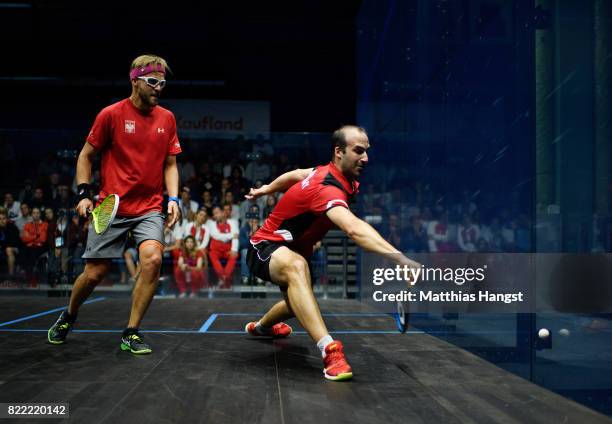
[125,120,136,134]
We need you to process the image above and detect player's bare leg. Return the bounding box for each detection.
[127,240,163,329]
[48,259,110,345]
[68,259,111,316]
[259,296,294,328]
[267,246,328,342]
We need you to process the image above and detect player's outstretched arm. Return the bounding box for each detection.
[326,206,421,269]
[245,168,314,200]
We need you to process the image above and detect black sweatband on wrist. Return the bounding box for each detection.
[77,183,92,201]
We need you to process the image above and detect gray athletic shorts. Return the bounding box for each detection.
[82,211,165,259]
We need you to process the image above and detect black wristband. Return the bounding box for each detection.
[77,183,92,202]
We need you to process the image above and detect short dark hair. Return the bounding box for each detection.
[331,125,367,157]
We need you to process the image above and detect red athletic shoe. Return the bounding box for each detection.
[323,341,353,381]
[245,322,292,338]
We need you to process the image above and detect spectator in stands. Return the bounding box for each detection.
[178,158,196,185]
[223,159,245,179]
[223,192,240,222]
[453,190,478,221]
[427,209,454,252]
[245,157,270,183]
[20,207,48,273]
[46,208,64,285]
[66,212,88,275]
[239,211,260,284]
[4,193,21,221]
[481,217,503,252]
[18,179,34,205]
[457,213,480,252]
[30,187,47,211]
[54,185,73,211]
[382,214,403,250]
[14,203,32,232]
[184,208,211,252]
[44,208,58,251]
[47,172,61,206]
[178,186,198,222]
[216,178,232,206]
[405,215,429,253]
[200,190,214,216]
[0,210,20,276]
[199,162,220,193]
[262,194,277,219]
[229,166,248,199]
[209,205,239,289]
[175,235,207,298]
[239,196,262,224]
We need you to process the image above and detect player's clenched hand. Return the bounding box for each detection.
[245,185,269,200]
[76,199,93,218]
[166,200,180,228]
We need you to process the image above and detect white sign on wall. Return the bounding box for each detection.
[161,99,270,139]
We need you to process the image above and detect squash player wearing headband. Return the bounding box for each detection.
[244,125,420,380]
[47,54,182,354]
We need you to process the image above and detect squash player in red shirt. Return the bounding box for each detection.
[244,125,420,380]
[47,55,181,354]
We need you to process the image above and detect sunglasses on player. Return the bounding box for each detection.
[136,76,166,89]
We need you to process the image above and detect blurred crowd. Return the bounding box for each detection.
[0,138,553,293]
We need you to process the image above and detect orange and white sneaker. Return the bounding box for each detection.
[323,340,353,381]
[245,322,293,338]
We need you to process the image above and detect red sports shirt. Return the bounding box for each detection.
[86,98,182,216]
[251,162,359,258]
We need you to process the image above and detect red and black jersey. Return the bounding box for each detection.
[251,162,359,258]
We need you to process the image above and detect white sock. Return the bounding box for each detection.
[317,334,334,358]
[255,321,272,335]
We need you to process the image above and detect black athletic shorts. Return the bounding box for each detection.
[247,241,316,292]
[246,241,285,283]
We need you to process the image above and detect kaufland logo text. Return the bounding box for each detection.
[177,116,244,131]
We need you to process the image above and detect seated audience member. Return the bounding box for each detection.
[229,166,248,199]
[216,178,233,206]
[175,236,207,298]
[239,197,262,224]
[404,215,429,253]
[262,194,277,220]
[18,179,34,205]
[184,208,211,252]
[427,210,454,252]
[481,217,503,252]
[0,211,20,276]
[3,193,21,221]
[382,214,403,251]
[239,212,260,284]
[200,190,214,216]
[54,185,74,211]
[457,213,480,252]
[178,186,198,222]
[14,203,32,233]
[223,192,240,222]
[20,207,48,273]
[29,187,47,211]
[209,205,239,289]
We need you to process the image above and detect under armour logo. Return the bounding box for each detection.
[157,128,165,133]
